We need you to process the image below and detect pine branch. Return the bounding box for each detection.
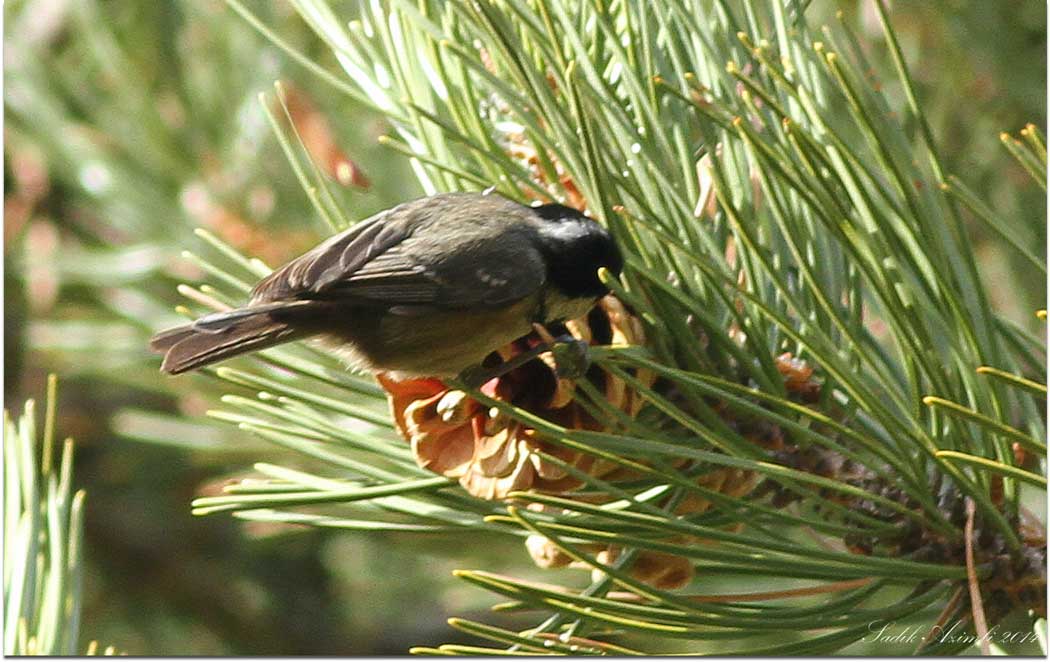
[130,0,1044,654]
[3,376,113,655]
[12,0,1041,655]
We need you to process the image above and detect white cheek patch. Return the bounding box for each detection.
[541,219,592,243]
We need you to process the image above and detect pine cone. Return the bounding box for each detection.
[379,295,653,500]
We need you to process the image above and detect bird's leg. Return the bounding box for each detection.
[456,324,591,389]
[457,345,546,389]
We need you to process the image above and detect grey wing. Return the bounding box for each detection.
[249,211,409,303]
[341,235,547,308]
[250,213,545,310]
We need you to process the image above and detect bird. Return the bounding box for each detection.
[150,191,623,381]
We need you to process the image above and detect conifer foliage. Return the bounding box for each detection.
[6,0,1045,655]
[187,0,1045,653]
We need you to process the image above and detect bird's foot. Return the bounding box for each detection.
[531,322,590,381]
[547,334,591,380]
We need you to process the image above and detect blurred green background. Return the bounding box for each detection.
[3,0,1045,654]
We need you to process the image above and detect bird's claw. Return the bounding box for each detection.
[548,334,591,380]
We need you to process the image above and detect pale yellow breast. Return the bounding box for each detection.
[319,289,598,380]
[365,296,539,378]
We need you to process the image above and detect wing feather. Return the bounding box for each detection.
[249,213,406,302]
[249,194,546,309]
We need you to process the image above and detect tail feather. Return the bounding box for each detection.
[150,305,311,375]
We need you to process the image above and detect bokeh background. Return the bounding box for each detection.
[4,0,1045,654]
